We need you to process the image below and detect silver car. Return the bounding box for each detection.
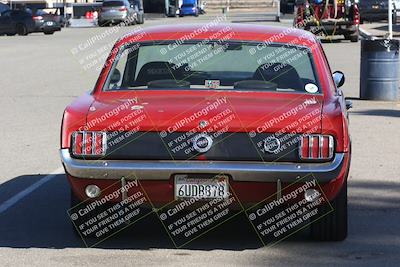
[98,0,138,26]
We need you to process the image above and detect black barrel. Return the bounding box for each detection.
[360,39,400,101]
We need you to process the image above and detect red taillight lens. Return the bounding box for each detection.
[300,135,334,160]
[119,7,128,12]
[33,16,43,20]
[72,131,107,157]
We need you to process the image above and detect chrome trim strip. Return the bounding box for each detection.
[319,136,323,159]
[82,132,87,155]
[329,136,334,159]
[60,149,346,183]
[102,133,107,156]
[72,132,77,156]
[92,132,96,155]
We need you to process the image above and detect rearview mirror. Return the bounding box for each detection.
[333,71,345,88]
[110,69,121,84]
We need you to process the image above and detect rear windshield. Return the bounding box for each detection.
[103,1,124,7]
[104,41,321,94]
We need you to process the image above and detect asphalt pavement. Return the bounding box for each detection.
[0,12,399,267]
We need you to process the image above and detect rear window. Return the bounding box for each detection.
[104,41,321,94]
[103,1,125,7]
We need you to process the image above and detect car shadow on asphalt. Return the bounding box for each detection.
[0,174,399,253]
[350,109,400,118]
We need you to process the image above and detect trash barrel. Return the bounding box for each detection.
[360,39,400,101]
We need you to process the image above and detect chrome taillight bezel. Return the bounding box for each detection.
[71,131,107,157]
[299,134,334,160]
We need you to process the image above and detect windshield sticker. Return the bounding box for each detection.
[205,80,220,89]
[305,83,319,93]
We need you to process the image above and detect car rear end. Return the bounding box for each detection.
[295,0,360,41]
[32,11,61,34]
[99,0,135,25]
[359,0,390,22]
[180,4,198,16]
[61,26,350,241]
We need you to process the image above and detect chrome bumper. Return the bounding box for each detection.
[60,149,346,183]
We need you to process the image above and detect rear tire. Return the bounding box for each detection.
[16,24,28,36]
[310,180,348,241]
[350,34,359,42]
[98,20,108,27]
[137,13,144,24]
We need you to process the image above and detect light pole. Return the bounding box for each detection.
[389,0,393,39]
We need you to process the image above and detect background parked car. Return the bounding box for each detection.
[98,0,143,26]
[359,0,397,23]
[0,9,35,36]
[179,0,199,17]
[31,9,61,35]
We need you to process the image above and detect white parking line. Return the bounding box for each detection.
[0,167,64,215]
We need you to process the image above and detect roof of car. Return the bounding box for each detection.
[117,23,317,46]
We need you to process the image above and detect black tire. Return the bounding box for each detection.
[137,13,144,24]
[44,31,54,35]
[16,24,28,36]
[6,33,16,36]
[350,34,359,42]
[98,20,108,27]
[311,181,348,241]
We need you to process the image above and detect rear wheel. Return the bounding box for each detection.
[349,34,359,42]
[310,181,348,241]
[98,20,108,27]
[344,32,359,42]
[137,13,144,24]
[16,24,28,36]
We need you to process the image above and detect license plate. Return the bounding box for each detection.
[174,175,229,200]
[46,21,54,25]
[372,5,380,9]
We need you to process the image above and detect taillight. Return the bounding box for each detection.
[300,135,334,160]
[353,4,360,25]
[119,7,128,12]
[72,131,107,157]
[33,16,43,20]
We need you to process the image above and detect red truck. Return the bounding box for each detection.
[294,0,360,42]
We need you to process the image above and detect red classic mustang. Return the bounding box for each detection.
[61,23,351,242]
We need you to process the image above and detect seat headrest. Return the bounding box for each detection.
[253,63,303,90]
[135,61,185,86]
